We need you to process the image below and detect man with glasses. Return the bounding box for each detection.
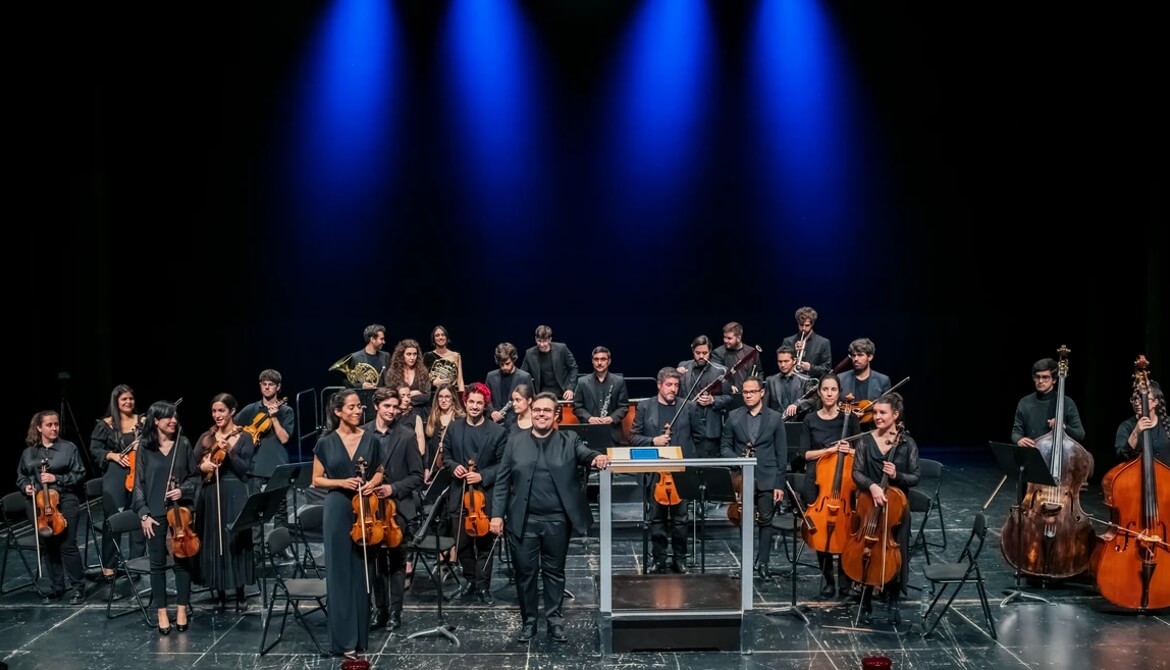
[573,346,629,445]
[837,338,892,424]
[1012,357,1086,447]
[720,377,787,579]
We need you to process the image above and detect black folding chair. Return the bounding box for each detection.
[907,488,935,566]
[0,492,46,596]
[918,458,947,551]
[290,504,325,578]
[919,512,996,639]
[259,526,328,656]
[104,510,159,624]
[407,472,461,598]
[82,478,106,571]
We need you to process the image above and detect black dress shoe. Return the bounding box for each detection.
[549,624,567,642]
[757,564,772,580]
[479,591,495,606]
[452,583,477,600]
[388,612,402,630]
[41,590,64,604]
[652,563,669,575]
[235,600,250,613]
[372,609,390,630]
[671,560,689,575]
[176,622,189,632]
[819,584,837,599]
[517,622,536,643]
[69,588,86,605]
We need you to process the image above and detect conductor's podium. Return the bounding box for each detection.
[598,450,759,655]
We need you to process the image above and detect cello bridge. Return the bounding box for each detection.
[1039,501,1064,517]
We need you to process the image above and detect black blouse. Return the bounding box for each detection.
[1116,417,1170,462]
[131,437,200,518]
[16,440,87,494]
[852,431,920,495]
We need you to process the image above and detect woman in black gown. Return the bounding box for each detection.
[194,393,256,612]
[312,389,384,661]
[131,400,199,634]
[799,373,860,598]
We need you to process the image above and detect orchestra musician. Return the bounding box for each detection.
[487,342,533,423]
[17,410,87,605]
[489,392,611,643]
[193,393,256,613]
[364,388,423,630]
[236,369,294,532]
[765,345,818,421]
[504,384,536,435]
[799,373,860,598]
[712,322,756,392]
[311,389,383,661]
[679,335,735,459]
[851,392,918,624]
[444,383,507,605]
[720,376,787,578]
[1012,357,1086,448]
[423,325,466,394]
[131,400,198,634]
[781,306,834,378]
[381,339,433,415]
[573,346,630,445]
[631,367,702,573]
[395,384,427,467]
[1116,380,1167,461]
[521,325,578,401]
[87,384,144,583]
[837,338,892,407]
[346,324,390,389]
[423,386,465,484]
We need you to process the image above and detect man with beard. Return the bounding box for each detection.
[678,335,734,459]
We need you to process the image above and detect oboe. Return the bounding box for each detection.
[599,386,613,419]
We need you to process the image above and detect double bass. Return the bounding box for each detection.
[803,400,860,555]
[1092,355,1170,610]
[842,425,908,590]
[1001,345,1096,579]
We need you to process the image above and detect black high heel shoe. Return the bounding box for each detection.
[158,624,172,636]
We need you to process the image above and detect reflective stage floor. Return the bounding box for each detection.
[4,449,1170,670]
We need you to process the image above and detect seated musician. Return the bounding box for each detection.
[631,367,702,574]
[364,388,423,630]
[837,338,892,413]
[720,376,787,579]
[1116,380,1167,461]
[573,346,630,445]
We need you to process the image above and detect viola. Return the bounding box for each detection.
[462,459,491,538]
[205,426,243,479]
[166,476,201,559]
[1092,355,1170,610]
[842,425,908,589]
[33,458,67,538]
[803,404,859,555]
[122,416,145,492]
[350,457,385,547]
[242,398,288,443]
[653,423,682,507]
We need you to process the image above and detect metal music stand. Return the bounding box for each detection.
[762,480,812,624]
[227,487,286,611]
[406,468,460,646]
[689,467,739,574]
[269,462,311,526]
[988,441,1057,606]
[670,468,710,573]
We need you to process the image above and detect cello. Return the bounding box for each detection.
[842,424,908,591]
[1092,355,1170,610]
[1001,345,1096,579]
[803,399,860,555]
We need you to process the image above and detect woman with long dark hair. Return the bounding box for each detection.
[88,384,145,582]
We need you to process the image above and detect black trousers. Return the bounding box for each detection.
[648,496,689,564]
[144,516,193,607]
[509,515,570,628]
[373,541,408,614]
[696,437,720,460]
[754,489,777,567]
[34,493,83,593]
[100,478,144,569]
[455,520,496,592]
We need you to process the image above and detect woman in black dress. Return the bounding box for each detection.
[88,384,145,582]
[504,384,535,436]
[799,373,860,598]
[193,393,256,612]
[131,400,199,634]
[851,392,918,624]
[423,325,465,395]
[1116,380,1168,461]
[312,389,384,661]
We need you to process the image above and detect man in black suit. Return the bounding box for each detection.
[521,324,579,401]
[443,383,508,605]
[490,392,611,644]
[487,342,534,423]
[765,346,817,420]
[367,388,424,630]
[720,376,787,578]
[837,338,892,416]
[631,367,702,573]
[678,335,735,458]
[712,321,759,392]
[781,306,834,379]
[573,346,629,445]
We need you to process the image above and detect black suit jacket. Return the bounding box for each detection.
[764,373,817,416]
[679,360,736,439]
[364,421,424,520]
[630,397,702,459]
[521,342,579,394]
[442,418,508,514]
[780,332,833,378]
[838,370,892,403]
[491,429,603,537]
[573,373,630,443]
[720,406,787,491]
[485,368,534,418]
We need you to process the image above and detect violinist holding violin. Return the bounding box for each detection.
[364,388,423,630]
[850,392,919,624]
[444,383,507,605]
[87,384,145,583]
[236,369,295,531]
[837,339,892,425]
[17,410,87,605]
[131,400,199,635]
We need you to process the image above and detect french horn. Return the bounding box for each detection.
[328,353,380,387]
[429,357,458,387]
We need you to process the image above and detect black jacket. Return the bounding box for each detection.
[491,429,603,537]
[521,342,579,395]
[720,406,787,491]
[630,397,702,459]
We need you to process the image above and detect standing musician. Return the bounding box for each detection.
[573,346,630,445]
[489,392,611,644]
[631,367,702,573]
[521,325,578,401]
[193,393,256,613]
[423,386,465,484]
[395,384,427,467]
[713,322,756,392]
[364,388,423,630]
[838,338,892,408]
[1012,357,1086,447]
[679,335,735,459]
[311,389,383,662]
[381,339,433,415]
[505,384,536,435]
[720,377,787,578]
[851,392,919,624]
[347,324,391,389]
[487,342,533,423]
[444,383,508,605]
[765,345,818,421]
[1116,380,1167,461]
[88,383,145,583]
[236,369,294,532]
[423,325,466,394]
[131,400,199,635]
[17,410,87,605]
[800,373,860,598]
[781,306,834,378]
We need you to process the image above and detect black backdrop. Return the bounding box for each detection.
[13,2,1163,477]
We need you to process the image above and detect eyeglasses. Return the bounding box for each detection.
[531,408,556,415]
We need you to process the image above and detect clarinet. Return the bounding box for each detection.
[599,386,613,419]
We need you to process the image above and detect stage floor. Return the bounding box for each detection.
[4,450,1170,669]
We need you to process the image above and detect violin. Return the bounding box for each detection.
[205,426,243,480]
[122,417,145,492]
[653,423,682,507]
[166,476,201,559]
[243,398,288,443]
[803,403,860,555]
[842,424,908,589]
[462,459,491,538]
[381,496,403,549]
[350,457,385,547]
[33,458,67,538]
[842,378,911,425]
[728,444,756,527]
